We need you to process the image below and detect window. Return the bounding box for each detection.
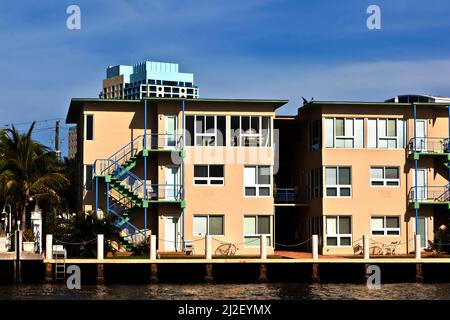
[185,115,225,146]
[244,215,272,246]
[325,216,352,246]
[194,165,224,185]
[371,216,400,236]
[85,165,93,191]
[309,168,322,199]
[324,118,364,148]
[231,116,271,147]
[193,215,224,236]
[309,119,321,150]
[244,166,271,196]
[325,167,351,197]
[368,118,406,149]
[85,115,94,140]
[370,167,400,186]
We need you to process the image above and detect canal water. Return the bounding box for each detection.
[1,283,450,300]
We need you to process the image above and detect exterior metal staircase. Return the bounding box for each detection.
[93,133,184,250]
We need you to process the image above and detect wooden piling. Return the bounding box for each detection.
[96,264,105,284]
[204,263,213,283]
[45,263,53,283]
[416,263,423,282]
[311,263,320,283]
[150,263,158,284]
[258,263,268,283]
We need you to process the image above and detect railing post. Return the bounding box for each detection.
[363,235,370,259]
[150,235,157,260]
[415,234,421,259]
[97,234,104,260]
[205,235,212,259]
[260,234,267,259]
[45,234,53,259]
[312,235,319,260]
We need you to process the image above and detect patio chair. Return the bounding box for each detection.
[382,241,400,255]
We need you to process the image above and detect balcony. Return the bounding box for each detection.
[274,187,309,206]
[408,137,450,160]
[408,185,450,208]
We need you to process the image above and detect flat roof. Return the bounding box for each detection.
[66,98,288,123]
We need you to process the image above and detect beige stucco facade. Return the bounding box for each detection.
[66,98,285,256]
[282,102,450,255]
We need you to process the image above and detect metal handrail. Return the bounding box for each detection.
[274,188,297,203]
[146,183,183,201]
[407,137,449,153]
[409,184,450,202]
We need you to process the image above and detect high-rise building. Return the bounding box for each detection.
[68,126,77,159]
[100,60,199,100]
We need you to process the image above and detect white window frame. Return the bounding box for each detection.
[193,215,224,236]
[324,166,352,198]
[244,166,272,197]
[194,115,220,147]
[85,114,94,141]
[193,165,224,186]
[231,116,271,147]
[368,118,406,149]
[325,216,352,247]
[370,167,400,187]
[371,216,401,236]
[243,215,273,247]
[325,117,364,149]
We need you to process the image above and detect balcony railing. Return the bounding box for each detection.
[409,185,450,203]
[407,137,449,154]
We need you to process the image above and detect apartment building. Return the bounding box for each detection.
[275,100,450,255]
[65,97,285,255]
[100,61,198,100]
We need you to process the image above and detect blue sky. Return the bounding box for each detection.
[1,0,450,155]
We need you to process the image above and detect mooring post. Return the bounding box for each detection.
[15,230,22,284]
[97,234,104,260]
[45,234,53,260]
[363,235,370,260]
[260,234,267,259]
[150,263,158,284]
[97,264,105,284]
[45,263,53,283]
[205,235,212,260]
[414,234,421,259]
[150,235,157,260]
[416,263,423,282]
[204,264,213,283]
[312,235,319,260]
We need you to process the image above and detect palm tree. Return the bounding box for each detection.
[0,122,68,230]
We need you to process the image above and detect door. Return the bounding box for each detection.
[164,216,180,251]
[165,166,180,200]
[413,169,427,201]
[415,217,428,249]
[416,120,427,151]
[166,116,177,148]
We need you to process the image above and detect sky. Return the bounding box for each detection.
[1,0,450,155]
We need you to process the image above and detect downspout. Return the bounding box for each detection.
[413,103,418,235]
[181,99,186,252]
[144,99,148,238]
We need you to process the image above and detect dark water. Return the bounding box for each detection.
[1,283,450,300]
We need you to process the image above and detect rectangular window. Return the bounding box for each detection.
[310,119,321,150]
[325,167,351,197]
[371,216,400,236]
[324,118,363,148]
[368,118,406,149]
[194,165,224,185]
[244,166,271,197]
[85,165,93,191]
[370,167,400,186]
[244,215,272,246]
[231,116,271,147]
[309,168,322,199]
[85,115,94,140]
[193,215,224,236]
[325,216,352,246]
[186,115,226,146]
